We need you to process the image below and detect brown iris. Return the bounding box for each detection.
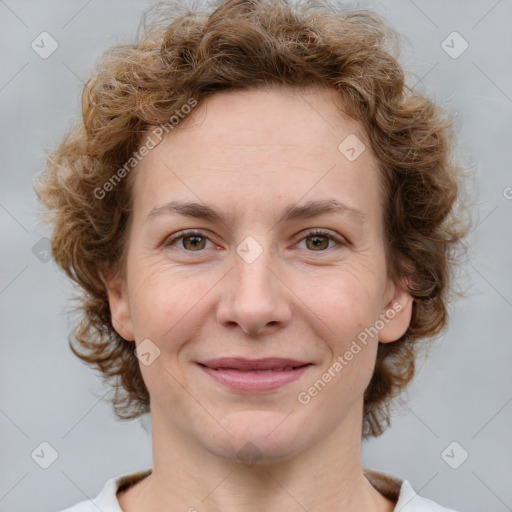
[306,235,329,251]
[182,235,206,251]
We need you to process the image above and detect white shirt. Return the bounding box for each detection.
[57,467,460,511]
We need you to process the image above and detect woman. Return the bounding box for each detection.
[35,0,467,510]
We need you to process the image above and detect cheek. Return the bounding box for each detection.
[297,269,384,393]
[304,269,384,344]
[297,276,381,416]
[126,261,182,342]
[127,260,220,369]
[127,268,205,407]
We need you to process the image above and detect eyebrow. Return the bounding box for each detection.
[145,198,366,226]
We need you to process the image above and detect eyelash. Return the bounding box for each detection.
[163,229,346,253]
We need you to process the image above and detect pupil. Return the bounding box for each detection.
[309,236,327,250]
[186,236,203,250]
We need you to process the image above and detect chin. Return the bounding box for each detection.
[197,409,315,465]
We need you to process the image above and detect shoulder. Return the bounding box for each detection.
[395,479,461,512]
[54,469,152,512]
[363,467,462,512]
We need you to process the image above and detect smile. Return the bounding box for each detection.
[198,357,313,392]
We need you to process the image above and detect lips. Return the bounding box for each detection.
[198,357,312,392]
[200,357,310,371]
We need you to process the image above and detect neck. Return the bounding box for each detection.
[118,403,395,512]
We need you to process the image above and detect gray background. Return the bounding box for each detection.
[1,1,511,511]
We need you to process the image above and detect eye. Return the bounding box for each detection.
[296,229,345,251]
[163,230,214,251]
[163,229,346,253]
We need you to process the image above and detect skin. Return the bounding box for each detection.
[104,84,413,512]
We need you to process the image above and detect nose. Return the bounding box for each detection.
[216,249,293,336]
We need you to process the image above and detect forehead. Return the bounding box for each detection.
[130,85,383,228]
[168,85,366,153]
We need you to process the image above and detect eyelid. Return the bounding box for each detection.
[163,228,347,252]
[163,229,216,249]
[293,228,347,249]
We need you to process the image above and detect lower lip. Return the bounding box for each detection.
[199,365,311,392]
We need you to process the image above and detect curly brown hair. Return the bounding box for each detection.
[34,0,468,438]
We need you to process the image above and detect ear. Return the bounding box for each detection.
[100,264,135,342]
[378,276,414,343]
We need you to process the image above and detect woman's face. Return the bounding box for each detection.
[106,85,412,462]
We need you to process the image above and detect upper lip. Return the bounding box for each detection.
[199,357,312,371]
